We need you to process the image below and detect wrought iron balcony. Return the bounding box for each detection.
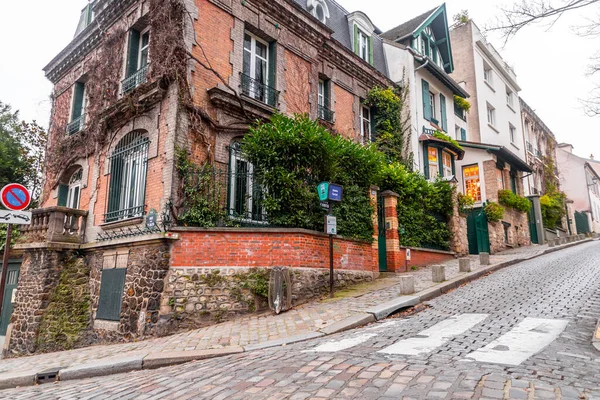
[66,114,85,135]
[526,141,533,154]
[122,64,150,94]
[318,104,334,122]
[240,73,279,107]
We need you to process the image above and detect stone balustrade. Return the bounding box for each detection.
[18,207,88,245]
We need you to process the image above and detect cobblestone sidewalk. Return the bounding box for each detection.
[0,240,574,382]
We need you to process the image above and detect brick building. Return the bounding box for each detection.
[4,0,400,354]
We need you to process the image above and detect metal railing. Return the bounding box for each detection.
[454,105,467,121]
[526,141,533,154]
[240,73,279,107]
[66,114,85,135]
[122,64,150,94]
[19,207,88,244]
[318,104,334,122]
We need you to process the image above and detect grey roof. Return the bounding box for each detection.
[381,7,436,44]
[291,0,388,76]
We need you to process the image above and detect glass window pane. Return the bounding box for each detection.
[256,40,267,59]
[243,49,251,76]
[255,58,266,84]
[141,32,150,48]
[244,34,252,50]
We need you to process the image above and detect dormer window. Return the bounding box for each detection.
[348,11,375,65]
[307,0,329,24]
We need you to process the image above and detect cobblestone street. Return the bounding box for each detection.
[3,241,600,399]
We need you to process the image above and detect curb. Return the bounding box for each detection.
[0,239,594,390]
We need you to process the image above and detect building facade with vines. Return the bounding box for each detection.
[5,0,404,354]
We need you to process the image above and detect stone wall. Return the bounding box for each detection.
[488,206,531,254]
[8,249,65,356]
[449,184,469,256]
[152,266,373,335]
[89,243,171,341]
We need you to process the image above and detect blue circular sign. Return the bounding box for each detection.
[1,184,31,211]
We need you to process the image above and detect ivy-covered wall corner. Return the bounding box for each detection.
[448,187,469,256]
[35,252,93,353]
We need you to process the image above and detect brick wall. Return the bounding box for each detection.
[333,85,357,140]
[170,228,377,273]
[284,49,311,115]
[399,247,455,269]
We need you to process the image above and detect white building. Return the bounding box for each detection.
[381,4,469,179]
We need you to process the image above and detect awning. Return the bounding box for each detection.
[459,141,532,173]
[420,133,465,160]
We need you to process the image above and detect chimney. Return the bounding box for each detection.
[558,143,574,154]
[591,154,595,160]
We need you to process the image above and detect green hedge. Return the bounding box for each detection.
[485,201,505,222]
[242,113,385,241]
[540,190,567,229]
[498,189,531,213]
[378,163,453,250]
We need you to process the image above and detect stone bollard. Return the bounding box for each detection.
[560,237,567,245]
[479,252,490,266]
[459,258,471,273]
[432,265,446,283]
[399,275,415,295]
[548,239,555,247]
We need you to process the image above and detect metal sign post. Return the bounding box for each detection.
[0,184,32,325]
[317,182,343,298]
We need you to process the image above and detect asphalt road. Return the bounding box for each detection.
[4,241,600,399]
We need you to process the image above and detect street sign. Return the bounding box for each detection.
[320,201,330,211]
[328,184,343,202]
[0,210,32,225]
[406,248,411,261]
[146,209,158,229]
[326,215,337,235]
[0,184,31,211]
[317,182,329,201]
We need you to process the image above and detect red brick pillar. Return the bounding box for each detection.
[370,185,380,279]
[381,190,402,272]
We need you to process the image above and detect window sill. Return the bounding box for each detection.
[507,103,517,113]
[510,142,520,151]
[484,80,495,92]
[100,217,144,230]
[488,123,500,133]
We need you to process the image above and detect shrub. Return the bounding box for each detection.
[457,193,475,214]
[498,189,531,213]
[433,130,463,151]
[378,163,453,250]
[453,95,471,112]
[540,190,567,229]
[485,201,505,222]
[242,113,384,241]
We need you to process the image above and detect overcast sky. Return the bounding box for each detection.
[0,0,598,158]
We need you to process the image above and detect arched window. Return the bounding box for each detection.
[307,0,329,24]
[228,141,266,222]
[105,131,150,222]
[67,168,83,209]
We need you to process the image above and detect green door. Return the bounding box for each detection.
[0,259,21,335]
[575,211,590,234]
[467,208,490,254]
[377,195,387,272]
[528,199,539,244]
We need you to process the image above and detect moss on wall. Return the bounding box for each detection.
[36,253,92,352]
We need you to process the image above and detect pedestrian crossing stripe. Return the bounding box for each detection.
[466,318,568,366]
[305,315,570,366]
[377,314,489,356]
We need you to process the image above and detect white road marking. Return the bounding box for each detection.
[378,314,489,356]
[308,333,378,352]
[466,317,568,366]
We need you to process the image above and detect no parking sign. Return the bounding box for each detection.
[1,184,31,211]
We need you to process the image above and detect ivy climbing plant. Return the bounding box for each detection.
[364,84,413,169]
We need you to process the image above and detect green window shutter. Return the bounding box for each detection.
[126,29,141,77]
[268,41,277,106]
[72,82,85,120]
[368,36,374,65]
[422,79,431,121]
[57,184,68,207]
[510,172,517,194]
[369,107,376,142]
[354,24,359,55]
[460,128,467,141]
[96,268,127,321]
[451,155,456,176]
[438,148,444,176]
[440,94,447,132]
[423,145,429,178]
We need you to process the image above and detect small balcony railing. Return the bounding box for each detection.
[66,114,85,135]
[526,141,533,154]
[318,104,334,122]
[240,73,279,107]
[18,207,88,244]
[122,64,150,94]
[104,205,145,224]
